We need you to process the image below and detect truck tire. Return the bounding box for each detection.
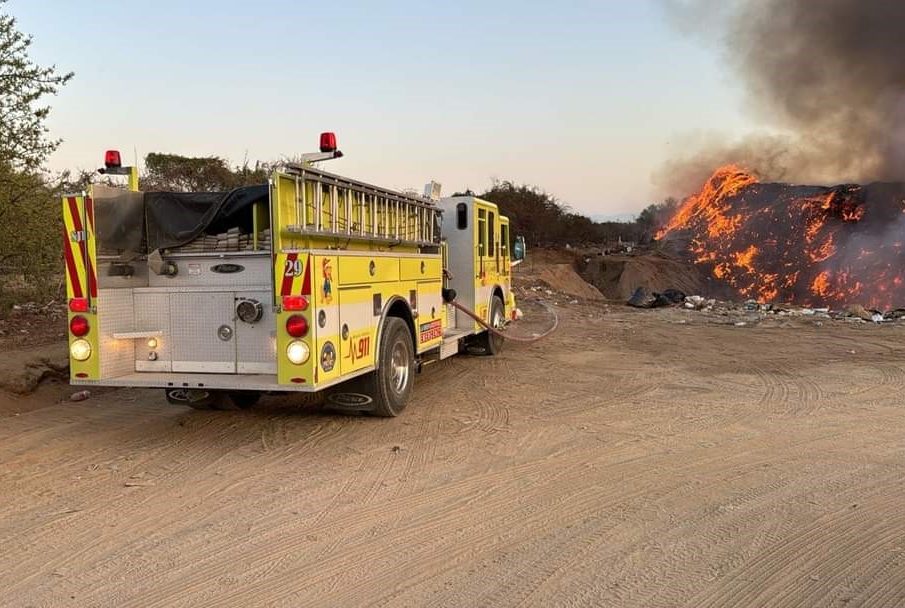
[476,295,505,356]
[363,317,416,417]
[164,389,259,410]
[165,388,222,410]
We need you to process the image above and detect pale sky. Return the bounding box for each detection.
[13,0,749,216]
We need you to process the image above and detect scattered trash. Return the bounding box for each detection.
[684,295,707,310]
[124,481,155,488]
[627,287,687,309]
[627,287,657,308]
[844,304,874,322]
[660,289,687,304]
[69,390,91,402]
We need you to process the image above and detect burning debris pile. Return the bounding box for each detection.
[656,166,905,310]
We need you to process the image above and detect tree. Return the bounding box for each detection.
[480,180,565,246]
[142,153,268,191]
[636,197,679,242]
[0,1,73,171]
[0,2,72,310]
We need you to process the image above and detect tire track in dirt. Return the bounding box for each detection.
[103,440,629,607]
[0,405,370,591]
[103,421,855,607]
[690,470,905,607]
[5,302,905,607]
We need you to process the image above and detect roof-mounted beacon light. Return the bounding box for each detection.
[291,132,344,167]
[104,150,122,169]
[98,148,139,192]
[319,132,337,153]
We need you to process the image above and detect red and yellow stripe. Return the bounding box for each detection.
[275,252,311,297]
[62,195,100,380]
[62,196,98,301]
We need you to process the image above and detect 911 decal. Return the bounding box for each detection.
[344,333,371,363]
[419,319,442,342]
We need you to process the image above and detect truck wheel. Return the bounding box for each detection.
[476,295,505,356]
[165,388,222,410]
[365,317,416,417]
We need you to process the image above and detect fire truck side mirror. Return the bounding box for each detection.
[512,236,526,261]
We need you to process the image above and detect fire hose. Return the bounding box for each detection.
[450,299,559,343]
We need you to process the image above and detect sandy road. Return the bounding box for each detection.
[1,301,905,607]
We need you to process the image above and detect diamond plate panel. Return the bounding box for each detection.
[235,290,277,374]
[96,289,135,378]
[170,292,236,373]
[134,291,172,372]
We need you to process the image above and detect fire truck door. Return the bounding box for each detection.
[338,287,374,375]
[170,292,237,373]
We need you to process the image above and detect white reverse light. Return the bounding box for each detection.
[286,340,310,365]
[70,339,92,361]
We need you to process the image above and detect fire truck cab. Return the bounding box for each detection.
[63,136,520,416]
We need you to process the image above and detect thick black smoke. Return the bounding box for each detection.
[657,0,905,195]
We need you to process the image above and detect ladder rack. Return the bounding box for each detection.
[277,164,441,247]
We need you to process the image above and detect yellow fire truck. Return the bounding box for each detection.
[63,135,523,416]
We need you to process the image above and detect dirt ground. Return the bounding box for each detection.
[2,293,905,606]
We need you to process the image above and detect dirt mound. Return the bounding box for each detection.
[536,264,605,300]
[579,251,707,301]
[0,343,68,394]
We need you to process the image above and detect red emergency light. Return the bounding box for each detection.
[69,315,90,337]
[286,315,309,338]
[319,132,337,153]
[282,295,309,311]
[68,297,90,313]
[104,150,122,169]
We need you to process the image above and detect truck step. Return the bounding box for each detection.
[440,329,471,359]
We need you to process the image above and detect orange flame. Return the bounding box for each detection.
[657,165,902,307]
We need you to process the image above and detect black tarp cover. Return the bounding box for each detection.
[94,184,268,258]
[145,185,268,251]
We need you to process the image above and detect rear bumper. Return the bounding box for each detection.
[71,365,377,393]
[72,372,314,392]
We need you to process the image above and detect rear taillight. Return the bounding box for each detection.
[69,298,89,312]
[282,295,309,311]
[70,315,90,337]
[286,315,309,338]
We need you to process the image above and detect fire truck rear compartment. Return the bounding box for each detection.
[94,253,277,379]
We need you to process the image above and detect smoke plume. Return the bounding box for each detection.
[657,0,905,195]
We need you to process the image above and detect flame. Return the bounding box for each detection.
[656,165,757,240]
[657,165,905,308]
